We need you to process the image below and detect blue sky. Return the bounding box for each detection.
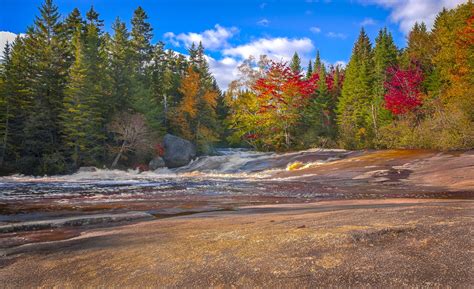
[0,0,466,89]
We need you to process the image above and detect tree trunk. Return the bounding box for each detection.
[111,140,126,168]
[0,104,10,167]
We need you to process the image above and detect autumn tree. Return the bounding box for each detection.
[174,66,219,152]
[252,61,313,150]
[384,66,424,115]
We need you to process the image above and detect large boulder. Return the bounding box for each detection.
[162,134,197,168]
[149,156,165,170]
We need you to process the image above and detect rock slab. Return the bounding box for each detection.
[163,134,196,168]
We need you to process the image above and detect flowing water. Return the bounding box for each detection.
[0,149,353,225]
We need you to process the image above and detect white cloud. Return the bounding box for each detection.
[260,2,267,9]
[223,37,315,62]
[257,18,270,27]
[360,17,377,26]
[310,26,321,33]
[164,24,238,50]
[326,32,347,39]
[207,56,240,91]
[0,31,18,59]
[359,0,467,33]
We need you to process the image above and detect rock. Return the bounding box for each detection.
[77,166,98,173]
[163,134,197,168]
[149,157,165,170]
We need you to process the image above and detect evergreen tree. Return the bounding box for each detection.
[0,37,31,171]
[130,6,153,78]
[108,17,133,114]
[313,50,322,73]
[61,6,106,167]
[21,0,69,174]
[290,52,302,74]
[306,60,313,79]
[336,28,374,149]
[371,28,398,140]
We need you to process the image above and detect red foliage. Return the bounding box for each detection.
[253,62,315,113]
[154,143,165,157]
[384,65,424,115]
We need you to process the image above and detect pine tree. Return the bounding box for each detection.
[313,50,322,73]
[109,17,133,114]
[130,6,153,78]
[61,7,106,167]
[0,37,31,171]
[290,52,302,74]
[306,60,313,79]
[21,0,69,174]
[336,28,374,149]
[371,28,398,140]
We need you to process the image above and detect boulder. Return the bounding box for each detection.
[149,156,165,170]
[163,134,196,168]
[77,166,98,173]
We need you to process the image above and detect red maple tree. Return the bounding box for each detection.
[384,65,424,115]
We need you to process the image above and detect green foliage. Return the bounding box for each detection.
[337,28,374,149]
[1,0,472,175]
[290,52,302,74]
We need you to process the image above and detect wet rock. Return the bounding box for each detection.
[77,166,98,173]
[163,134,197,168]
[0,212,153,233]
[149,157,165,170]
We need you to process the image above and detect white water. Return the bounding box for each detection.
[0,148,349,185]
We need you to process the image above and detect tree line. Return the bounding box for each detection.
[226,2,473,151]
[0,0,224,175]
[0,0,472,175]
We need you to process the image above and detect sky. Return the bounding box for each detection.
[0,0,467,90]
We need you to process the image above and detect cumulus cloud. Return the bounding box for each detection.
[360,0,467,33]
[0,31,18,58]
[223,37,314,61]
[257,18,270,27]
[207,56,240,91]
[164,24,238,50]
[360,17,377,26]
[310,26,321,33]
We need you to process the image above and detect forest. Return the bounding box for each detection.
[0,0,473,175]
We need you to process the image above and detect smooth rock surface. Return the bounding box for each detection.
[162,134,196,168]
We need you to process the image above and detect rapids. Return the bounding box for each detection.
[0,148,353,225]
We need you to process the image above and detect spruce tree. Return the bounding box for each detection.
[61,7,106,167]
[313,50,322,73]
[290,52,301,74]
[21,0,69,174]
[131,6,153,78]
[109,17,133,114]
[306,60,313,79]
[336,28,374,149]
[0,37,31,170]
[371,28,398,139]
